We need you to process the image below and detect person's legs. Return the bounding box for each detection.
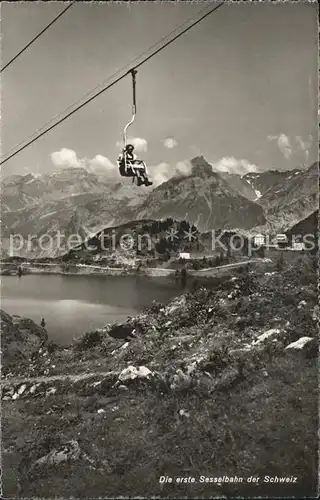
[141,161,149,176]
[134,161,152,186]
[135,160,148,175]
[126,160,151,186]
[132,165,143,185]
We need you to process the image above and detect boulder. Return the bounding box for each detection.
[108,323,137,341]
[285,337,313,349]
[33,440,80,468]
[1,310,48,375]
[118,365,153,383]
[285,337,318,357]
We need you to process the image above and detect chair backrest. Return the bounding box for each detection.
[118,157,134,177]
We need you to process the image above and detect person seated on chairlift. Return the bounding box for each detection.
[118,144,152,186]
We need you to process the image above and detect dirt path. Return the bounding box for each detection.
[190,258,271,276]
[2,370,116,389]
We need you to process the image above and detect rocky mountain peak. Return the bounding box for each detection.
[190,156,215,177]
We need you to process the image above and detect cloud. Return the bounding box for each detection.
[211,157,259,176]
[87,155,116,176]
[277,134,292,159]
[51,148,84,168]
[152,162,172,187]
[267,133,292,159]
[116,136,148,153]
[295,134,313,165]
[268,133,314,164]
[295,134,312,152]
[163,137,178,149]
[175,160,193,176]
[151,160,193,187]
[50,148,117,178]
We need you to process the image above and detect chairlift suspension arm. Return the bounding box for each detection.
[132,69,137,115]
[123,69,137,148]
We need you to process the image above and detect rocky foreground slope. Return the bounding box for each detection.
[1,255,318,498]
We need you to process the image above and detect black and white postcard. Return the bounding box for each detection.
[1,1,318,498]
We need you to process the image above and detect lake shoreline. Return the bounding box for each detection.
[0,258,269,278]
[1,273,184,345]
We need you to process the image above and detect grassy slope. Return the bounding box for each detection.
[2,256,318,498]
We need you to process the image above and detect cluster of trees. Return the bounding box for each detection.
[188,253,231,270]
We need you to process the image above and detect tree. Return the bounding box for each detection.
[155,237,168,254]
[276,252,285,271]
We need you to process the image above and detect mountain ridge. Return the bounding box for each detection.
[1,159,317,258]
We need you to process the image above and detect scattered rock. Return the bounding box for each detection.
[219,299,228,307]
[91,381,102,388]
[206,307,214,320]
[212,367,241,392]
[165,296,187,316]
[118,384,129,392]
[186,361,197,376]
[46,387,57,397]
[297,300,307,309]
[271,317,282,324]
[11,384,27,400]
[178,409,190,419]
[136,366,152,378]
[252,328,281,346]
[168,335,195,349]
[170,369,192,391]
[229,346,253,356]
[312,305,319,322]
[18,384,27,395]
[97,408,106,414]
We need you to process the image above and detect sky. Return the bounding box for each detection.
[1,1,318,183]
